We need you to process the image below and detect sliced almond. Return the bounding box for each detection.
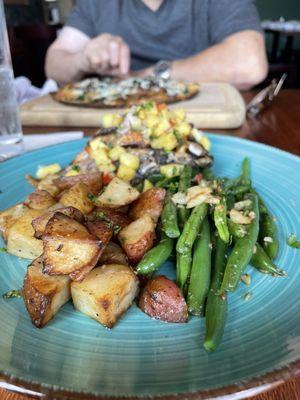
[229,209,253,225]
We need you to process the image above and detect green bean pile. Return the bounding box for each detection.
[137,159,286,351]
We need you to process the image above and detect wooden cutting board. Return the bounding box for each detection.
[20,83,246,129]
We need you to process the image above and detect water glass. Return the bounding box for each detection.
[0,0,23,152]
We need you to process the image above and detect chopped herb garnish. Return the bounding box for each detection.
[88,192,97,202]
[2,289,22,299]
[71,164,80,172]
[113,224,121,234]
[140,102,153,111]
[287,234,300,249]
[95,211,108,221]
[0,247,7,253]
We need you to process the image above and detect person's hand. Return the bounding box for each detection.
[80,33,130,77]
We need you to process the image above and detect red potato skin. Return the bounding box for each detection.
[139,276,188,323]
[129,188,166,222]
[121,231,156,264]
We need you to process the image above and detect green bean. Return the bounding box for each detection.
[230,185,251,196]
[202,168,215,181]
[136,233,174,275]
[227,218,248,239]
[187,218,212,316]
[228,220,285,276]
[214,197,229,243]
[259,212,279,260]
[221,193,259,292]
[176,250,192,293]
[204,235,228,351]
[251,243,286,276]
[176,203,208,254]
[241,158,251,186]
[178,165,192,226]
[161,194,180,238]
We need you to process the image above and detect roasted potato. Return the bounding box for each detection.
[71,264,139,328]
[85,220,113,247]
[129,188,166,222]
[139,276,188,323]
[54,171,102,194]
[98,242,128,266]
[36,173,61,197]
[94,177,139,208]
[6,208,44,259]
[23,257,71,328]
[90,207,132,231]
[0,203,28,241]
[32,205,84,239]
[59,181,94,215]
[42,212,101,281]
[118,215,156,263]
[24,190,56,210]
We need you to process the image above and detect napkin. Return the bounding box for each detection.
[0,131,84,161]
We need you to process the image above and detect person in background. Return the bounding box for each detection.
[45,0,268,90]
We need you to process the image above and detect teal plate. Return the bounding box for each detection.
[0,135,299,399]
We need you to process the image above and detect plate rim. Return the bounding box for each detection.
[0,134,299,399]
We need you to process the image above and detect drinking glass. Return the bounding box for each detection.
[0,0,23,150]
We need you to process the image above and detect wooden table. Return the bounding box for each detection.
[1,89,300,400]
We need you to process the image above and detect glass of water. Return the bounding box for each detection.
[0,0,23,154]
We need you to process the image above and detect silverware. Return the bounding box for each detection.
[246,73,287,117]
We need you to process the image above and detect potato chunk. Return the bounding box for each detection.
[59,181,94,214]
[98,242,128,266]
[32,205,84,239]
[129,188,166,222]
[0,203,28,241]
[42,212,102,281]
[71,264,139,328]
[23,257,71,328]
[6,209,44,259]
[24,190,56,210]
[118,215,156,263]
[94,177,139,208]
[54,170,102,194]
[139,276,188,323]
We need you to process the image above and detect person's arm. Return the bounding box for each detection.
[45,27,130,85]
[135,31,268,90]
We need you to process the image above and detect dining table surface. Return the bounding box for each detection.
[1,88,300,400]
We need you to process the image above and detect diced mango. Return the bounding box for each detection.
[65,169,80,177]
[108,146,126,161]
[98,161,116,173]
[102,113,122,128]
[90,148,110,166]
[174,122,191,138]
[153,118,171,137]
[36,163,61,180]
[117,164,136,182]
[143,179,153,192]
[199,136,211,151]
[89,137,109,151]
[119,153,140,170]
[151,132,178,152]
[144,115,160,129]
[160,164,184,179]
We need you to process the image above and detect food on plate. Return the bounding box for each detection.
[129,187,166,222]
[6,208,44,259]
[53,76,199,108]
[71,264,139,328]
[139,275,188,323]
[42,212,102,281]
[118,215,156,263]
[0,102,286,352]
[23,257,71,328]
[94,177,140,207]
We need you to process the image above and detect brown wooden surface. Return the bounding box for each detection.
[1,89,300,400]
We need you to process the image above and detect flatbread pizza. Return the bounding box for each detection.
[52,77,199,108]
